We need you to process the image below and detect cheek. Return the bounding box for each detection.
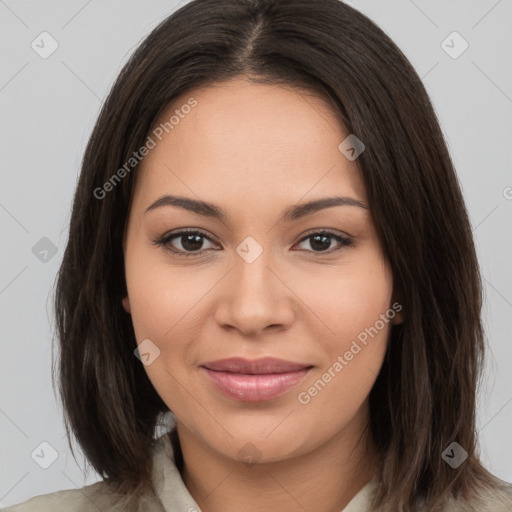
[296,253,393,404]
[301,252,393,342]
[125,248,210,341]
[124,255,217,391]
[125,267,201,412]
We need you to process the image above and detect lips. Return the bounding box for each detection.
[202,357,310,374]
[200,357,313,402]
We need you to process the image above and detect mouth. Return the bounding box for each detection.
[200,357,314,402]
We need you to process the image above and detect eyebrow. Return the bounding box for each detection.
[145,194,368,222]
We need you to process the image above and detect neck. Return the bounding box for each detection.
[176,405,379,512]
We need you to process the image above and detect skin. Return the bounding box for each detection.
[122,77,404,512]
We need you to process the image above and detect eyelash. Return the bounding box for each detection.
[152,228,354,258]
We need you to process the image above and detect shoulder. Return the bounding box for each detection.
[463,482,512,512]
[435,480,512,512]
[2,481,113,512]
[1,480,164,512]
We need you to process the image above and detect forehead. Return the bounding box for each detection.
[133,77,367,213]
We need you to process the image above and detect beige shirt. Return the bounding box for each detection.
[3,432,512,512]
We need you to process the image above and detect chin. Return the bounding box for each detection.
[202,423,316,465]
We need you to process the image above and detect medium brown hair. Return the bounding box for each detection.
[53,0,507,510]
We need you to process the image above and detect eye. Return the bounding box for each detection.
[153,229,218,257]
[294,230,353,254]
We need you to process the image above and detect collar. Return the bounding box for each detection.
[341,474,379,512]
[151,430,202,512]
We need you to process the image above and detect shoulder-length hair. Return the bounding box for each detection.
[53,0,507,510]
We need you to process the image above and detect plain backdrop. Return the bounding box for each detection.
[1,0,511,507]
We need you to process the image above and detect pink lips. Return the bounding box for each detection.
[200,357,313,402]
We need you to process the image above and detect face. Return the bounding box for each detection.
[122,77,403,464]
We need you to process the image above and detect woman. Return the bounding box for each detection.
[5,0,512,511]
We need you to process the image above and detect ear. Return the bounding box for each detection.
[122,296,131,314]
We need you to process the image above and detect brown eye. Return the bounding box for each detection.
[154,229,217,257]
[294,231,353,254]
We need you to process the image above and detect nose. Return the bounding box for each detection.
[213,246,295,338]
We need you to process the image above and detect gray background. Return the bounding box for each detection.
[1,0,511,507]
